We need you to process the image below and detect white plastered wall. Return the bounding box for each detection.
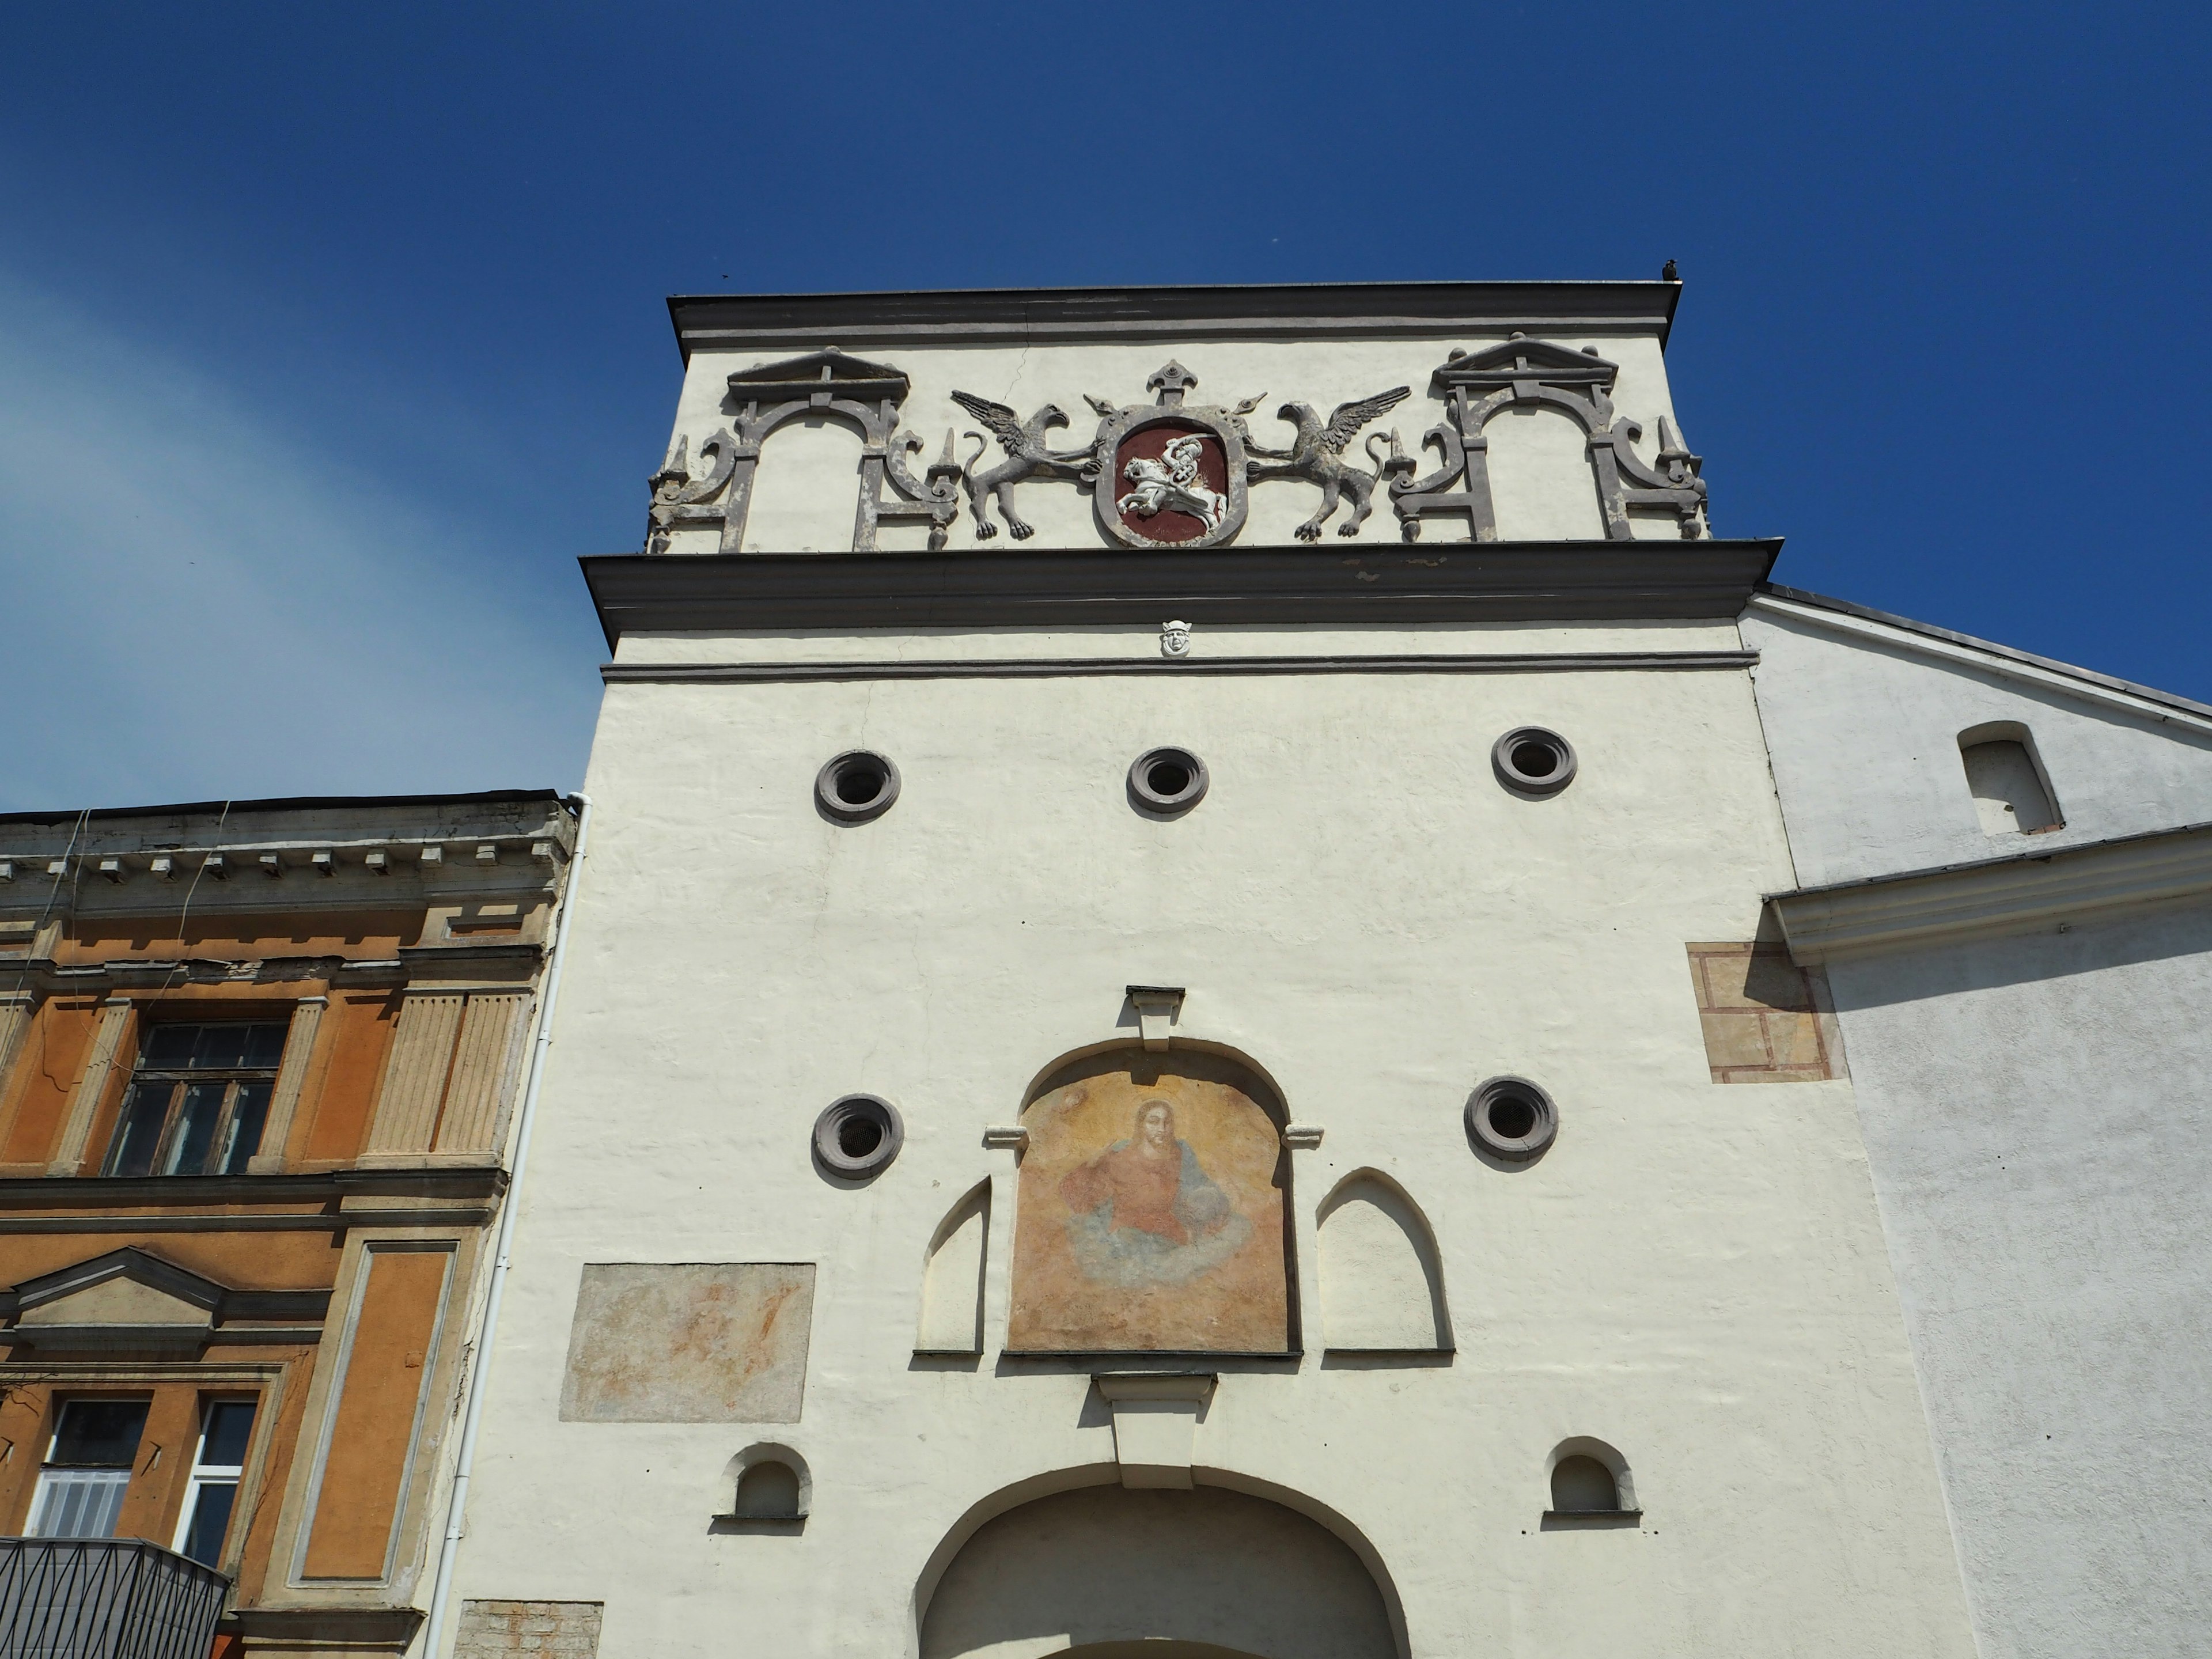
[654,333,1691,554]
[1747,607,2212,1658]
[448,620,1976,1659]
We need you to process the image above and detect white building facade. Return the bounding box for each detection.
[431,282,1987,1659]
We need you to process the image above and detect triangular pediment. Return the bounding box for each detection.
[1434,337,1618,391]
[725,347,909,405]
[10,1247,221,1328]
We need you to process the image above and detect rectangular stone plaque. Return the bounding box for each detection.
[558,1262,815,1423]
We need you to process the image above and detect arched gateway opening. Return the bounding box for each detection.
[920,1483,1397,1659]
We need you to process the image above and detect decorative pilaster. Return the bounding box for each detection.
[431,990,532,1158]
[245,996,328,1175]
[361,990,465,1159]
[0,991,39,1101]
[47,997,134,1176]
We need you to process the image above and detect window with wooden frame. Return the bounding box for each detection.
[28,1398,149,1537]
[103,1021,289,1177]
[173,1397,258,1566]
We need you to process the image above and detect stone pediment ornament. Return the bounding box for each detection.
[646,346,959,554]
[2,1245,328,1353]
[1388,334,1709,542]
[1080,362,1260,551]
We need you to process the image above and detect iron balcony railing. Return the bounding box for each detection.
[0,1538,229,1659]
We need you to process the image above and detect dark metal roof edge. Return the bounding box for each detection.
[1768,817,2212,904]
[0,788,575,831]
[666,278,1684,362]
[1754,582,2212,724]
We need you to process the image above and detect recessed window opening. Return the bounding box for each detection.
[1510,741,1559,779]
[1551,1455,1620,1513]
[733,1460,802,1519]
[815,751,901,824]
[837,1115,884,1160]
[29,1399,149,1537]
[1959,724,2061,836]
[1147,759,1192,796]
[175,1398,257,1566]
[105,1021,288,1178]
[1487,1094,1537,1140]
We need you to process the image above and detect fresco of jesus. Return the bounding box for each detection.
[1058,1099,1252,1287]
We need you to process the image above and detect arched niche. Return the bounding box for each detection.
[1316,1171,1452,1354]
[1483,404,1607,540]
[916,1180,990,1355]
[1545,1435,1639,1518]
[919,1482,1397,1659]
[1006,1046,1293,1357]
[741,412,866,552]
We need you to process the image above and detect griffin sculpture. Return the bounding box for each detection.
[1245,387,1412,540]
[950,391,1095,540]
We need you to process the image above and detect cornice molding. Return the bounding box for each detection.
[1770,820,2212,964]
[669,279,1682,358]
[602,650,1758,685]
[582,540,1781,649]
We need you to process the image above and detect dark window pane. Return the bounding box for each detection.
[143,1025,198,1067]
[221,1084,272,1174]
[51,1400,149,1467]
[179,1481,237,1565]
[241,1024,289,1069]
[106,1083,174,1177]
[191,1026,249,1070]
[200,1401,257,1467]
[162,1082,227,1175]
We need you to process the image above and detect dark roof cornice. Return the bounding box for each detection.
[668,280,1684,360]
[582,540,1779,649]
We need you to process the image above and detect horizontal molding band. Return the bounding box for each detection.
[0,1210,495,1233]
[583,540,1782,647]
[603,650,1758,685]
[670,280,1681,356]
[1771,820,2212,963]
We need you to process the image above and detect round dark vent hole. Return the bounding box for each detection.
[813,1094,903,1179]
[1128,747,1209,815]
[815,751,901,824]
[1491,727,1578,797]
[1467,1075,1559,1162]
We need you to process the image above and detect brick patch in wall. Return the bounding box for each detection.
[1685,942,1846,1084]
[454,1600,604,1659]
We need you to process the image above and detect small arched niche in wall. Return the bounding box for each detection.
[1316,1171,1452,1357]
[1542,1437,1639,1528]
[915,1181,990,1357]
[1959,721,2063,836]
[715,1444,810,1533]
[1005,1044,1294,1357]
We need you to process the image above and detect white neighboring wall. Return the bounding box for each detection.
[1747,591,2212,1659]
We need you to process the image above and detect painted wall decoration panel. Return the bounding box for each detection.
[558,1262,815,1423]
[1008,1050,1290,1354]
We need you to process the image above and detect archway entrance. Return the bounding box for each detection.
[921,1484,1396,1659]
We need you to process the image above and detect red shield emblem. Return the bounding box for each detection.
[1086,361,1252,550]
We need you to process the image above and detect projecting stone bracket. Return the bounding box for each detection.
[1124,985,1185,1051]
[1094,1372,1215,1489]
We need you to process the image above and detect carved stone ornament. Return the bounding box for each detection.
[1160,619,1192,658]
[1387,335,1709,542]
[645,347,960,554]
[1084,362,1259,551]
[1243,386,1410,540]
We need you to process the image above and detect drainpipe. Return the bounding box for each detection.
[419,790,592,1659]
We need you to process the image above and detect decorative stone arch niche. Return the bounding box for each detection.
[917,1473,1403,1659]
[645,348,959,555]
[1006,1046,1294,1356]
[1388,335,1707,543]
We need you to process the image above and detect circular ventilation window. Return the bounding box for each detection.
[1491,728,1577,797]
[813,1094,903,1179]
[1466,1075,1559,1162]
[1128,747,1209,815]
[816,751,901,823]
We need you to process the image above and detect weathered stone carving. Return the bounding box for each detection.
[1243,388,1411,540]
[950,392,1096,541]
[1388,336,1708,542]
[645,348,959,554]
[1082,363,1262,551]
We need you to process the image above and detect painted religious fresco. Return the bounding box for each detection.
[1007,1050,1293,1354]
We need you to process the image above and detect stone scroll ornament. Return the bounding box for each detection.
[644,348,960,554]
[1384,335,1708,541]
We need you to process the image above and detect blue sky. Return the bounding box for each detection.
[3,3,2206,809]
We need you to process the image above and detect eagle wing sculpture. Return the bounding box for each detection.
[1319,387,1412,454]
